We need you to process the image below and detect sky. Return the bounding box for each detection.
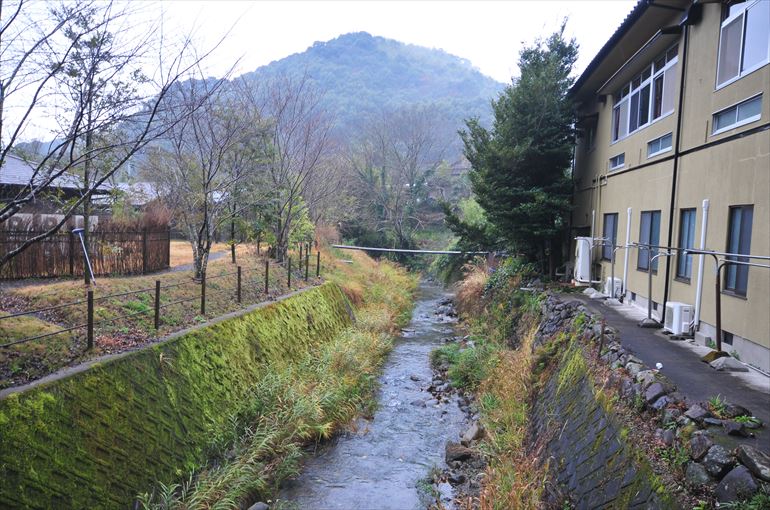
[159,0,638,84]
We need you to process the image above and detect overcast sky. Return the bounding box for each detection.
[160,0,637,83]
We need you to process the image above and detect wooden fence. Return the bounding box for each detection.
[0,228,170,279]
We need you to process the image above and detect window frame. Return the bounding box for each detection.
[724,205,754,297]
[609,153,625,171]
[712,93,763,135]
[602,213,619,261]
[647,132,673,158]
[676,208,697,281]
[611,43,679,144]
[715,0,770,90]
[637,210,662,273]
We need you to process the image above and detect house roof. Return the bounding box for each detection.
[0,154,111,194]
[115,181,161,206]
[570,0,690,102]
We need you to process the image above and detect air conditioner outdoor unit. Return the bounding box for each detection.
[604,277,622,298]
[664,302,693,335]
[574,237,592,283]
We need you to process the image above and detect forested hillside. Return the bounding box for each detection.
[242,32,504,137]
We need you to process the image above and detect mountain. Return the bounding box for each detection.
[241,32,505,140]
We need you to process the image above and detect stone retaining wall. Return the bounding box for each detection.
[531,293,769,507]
[0,283,353,509]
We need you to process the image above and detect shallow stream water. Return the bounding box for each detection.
[278,282,468,509]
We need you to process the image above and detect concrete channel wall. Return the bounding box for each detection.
[0,283,353,509]
[530,297,674,509]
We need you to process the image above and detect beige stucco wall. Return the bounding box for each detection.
[671,133,770,349]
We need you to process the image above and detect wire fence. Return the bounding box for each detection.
[0,250,323,351]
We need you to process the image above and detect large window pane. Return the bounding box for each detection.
[718,15,743,85]
[638,212,652,270]
[725,206,753,295]
[662,62,677,114]
[639,83,651,126]
[603,214,618,260]
[715,106,738,131]
[653,74,664,119]
[618,101,629,139]
[677,209,696,279]
[742,0,770,72]
[650,211,661,270]
[630,92,640,131]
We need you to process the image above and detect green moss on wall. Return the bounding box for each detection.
[0,283,352,509]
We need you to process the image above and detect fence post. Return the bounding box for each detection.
[69,231,75,276]
[288,258,292,288]
[87,290,94,350]
[264,259,269,294]
[305,251,309,281]
[154,280,161,330]
[200,272,206,315]
[142,227,148,274]
[237,266,242,303]
[316,251,321,278]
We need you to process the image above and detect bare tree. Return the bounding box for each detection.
[347,105,450,249]
[0,0,221,271]
[145,76,268,279]
[255,73,335,261]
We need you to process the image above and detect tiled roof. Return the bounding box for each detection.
[0,154,110,193]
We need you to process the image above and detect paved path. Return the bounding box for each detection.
[568,294,770,454]
[167,251,227,273]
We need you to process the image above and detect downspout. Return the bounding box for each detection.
[623,207,632,297]
[661,22,689,324]
[693,198,709,330]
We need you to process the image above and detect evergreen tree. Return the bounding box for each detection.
[460,26,577,272]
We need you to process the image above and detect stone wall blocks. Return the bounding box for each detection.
[703,444,735,479]
[736,445,770,482]
[715,465,758,503]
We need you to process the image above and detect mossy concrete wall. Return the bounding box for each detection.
[0,283,352,509]
[532,342,672,509]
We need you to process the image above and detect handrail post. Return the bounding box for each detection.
[87,290,94,350]
[316,251,320,278]
[200,271,206,315]
[264,259,269,294]
[715,262,723,352]
[236,265,242,304]
[154,280,161,330]
[287,258,292,288]
[610,246,616,298]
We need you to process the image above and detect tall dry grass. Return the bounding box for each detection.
[454,261,488,318]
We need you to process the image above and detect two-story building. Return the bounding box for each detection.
[570,0,769,371]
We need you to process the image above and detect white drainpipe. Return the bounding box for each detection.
[623,207,632,297]
[694,199,710,330]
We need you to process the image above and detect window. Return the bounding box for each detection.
[713,95,762,134]
[648,133,673,157]
[725,205,753,296]
[638,210,661,271]
[609,153,625,170]
[585,125,596,151]
[602,213,618,260]
[716,0,770,88]
[723,331,734,346]
[612,44,679,142]
[677,209,696,280]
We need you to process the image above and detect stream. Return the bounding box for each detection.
[278,282,469,509]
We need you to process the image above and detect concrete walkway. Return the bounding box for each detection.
[568,294,770,454]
